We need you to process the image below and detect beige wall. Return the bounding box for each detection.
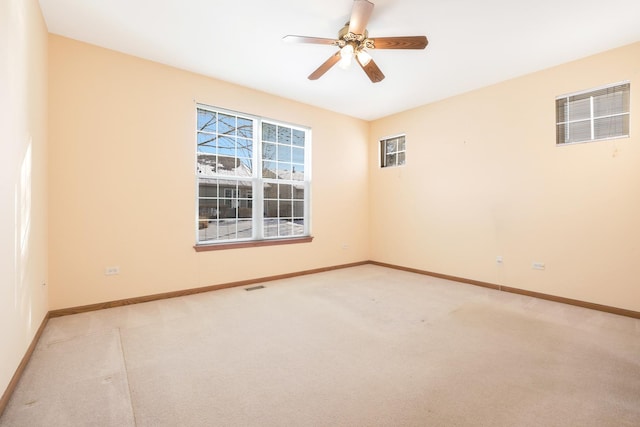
[43,31,640,314]
[0,0,49,395]
[48,35,370,309]
[369,42,640,312]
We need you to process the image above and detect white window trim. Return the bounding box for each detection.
[379,133,407,168]
[195,104,312,246]
[555,81,630,146]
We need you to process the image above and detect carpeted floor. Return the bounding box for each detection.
[2,264,639,426]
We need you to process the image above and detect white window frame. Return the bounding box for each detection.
[195,104,311,245]
[556,81,630,146]
[380,134,406,168]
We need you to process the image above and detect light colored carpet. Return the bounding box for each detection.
[1,265,639,426]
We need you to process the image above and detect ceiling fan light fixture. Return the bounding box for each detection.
[338,44,354,69]
[288,0,428,83]
[356,49,372,66]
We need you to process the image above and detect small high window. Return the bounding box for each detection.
[380,135,406,167]
[556,82,630,145]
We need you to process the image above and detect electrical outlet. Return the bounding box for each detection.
[342,243,349,250]
[105,266,120,276]
[496,256,503,264]
[532,262,545,270]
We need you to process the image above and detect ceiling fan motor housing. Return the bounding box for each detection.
[338,23,369,48]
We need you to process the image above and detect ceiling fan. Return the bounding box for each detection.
[283,0,428,83]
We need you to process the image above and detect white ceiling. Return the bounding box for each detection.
[39,0,640,121]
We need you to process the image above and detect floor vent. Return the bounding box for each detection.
[245,285,265,291]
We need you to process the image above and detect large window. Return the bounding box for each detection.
[196,105,310,244]
[556,82,630,145]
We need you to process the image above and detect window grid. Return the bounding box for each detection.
[261,121,306,239]
[556,82,630,145]
[380,135,406,168]
[197,106,309,244]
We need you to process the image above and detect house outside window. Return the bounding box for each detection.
[380,135,406,168]
[196,105,310,244]
[556,82,630,145]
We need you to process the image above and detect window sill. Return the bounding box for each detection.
[194,236,313,252]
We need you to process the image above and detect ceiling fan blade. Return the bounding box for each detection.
[308,51,342,80]
[357,56,385,83]
[369,36,429,49]
[348,0,374,35]
[283,35,339,46]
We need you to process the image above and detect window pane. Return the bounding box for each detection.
[292,129,305,147]
[278,126,292,144]
[264,219,278,237]
[292,147,304,164]
[277,163,291,177]
[218,114,236,136]
[279,201,292,217]
[237,219,252,238]
[219,202,235,218]
[567,120,591,143]
[386,153,397,166]
[398,137,406,152]
[197,109,216,132]
[279,183,293,199]
[218,136,235,157]
[594,115,629,140]
[279,220,293,237]
[237,138,253,159]
[197,154,217,175]
[594,89,629,117]
[293,200,304,217]
[199,183,218,198]
[262,123,277,142]
[262,162,277,178]
[199,198,218,220]
[238,204,252,218]
[217,220,236,240]
[199,220,217,241]
[292,219,304,236]
[556,124,567,145]
[567,96,591,121]
[197,178,253,237]
[293,186,304,200]
[386,140,397,153]
[226,158,242,172]
[278,144,291,162]
[264,200,278,218]
[237,117,253,138]
[278,220,303,237]
[556,98,568,123]
[197,132,217,152]
[238,157,252,175]
[262,143,276,160]
[291,164,304,180]
[263,182,277,199]
[397,152,406,165]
